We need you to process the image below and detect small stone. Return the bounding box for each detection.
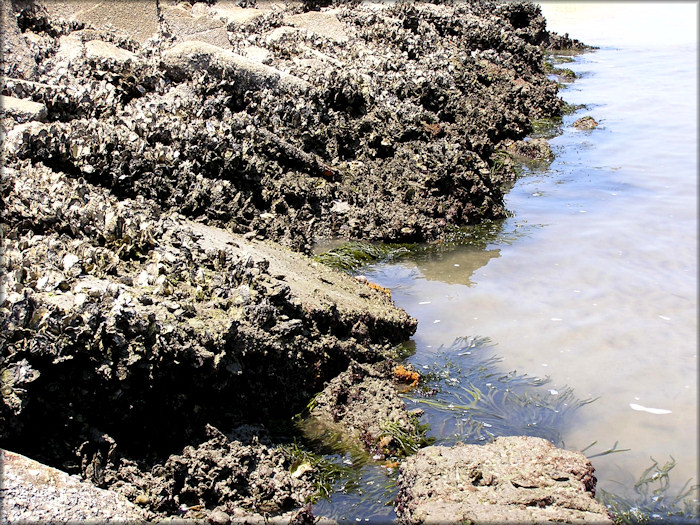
[74,293,87,307]
[0,96,48,123]
[136,271,150,287]
[208,508,230,524]
[63,254,80,271]
[330,200,351,214]
[85,40,138,64]
[573,116,599,130]
[163,300,180,312]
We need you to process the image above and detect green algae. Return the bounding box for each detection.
[581,440,631,459]
[378,417,434,457]
[314,241,415,273]
[403,337,597,447]
[531,116,563,139]
[550,55,575,64]
[554,67,577,79]
[283,440,358,502]
[598,457,699,524]
[561,100,585,115]
[314,218,532,275]
[386,341,416,360]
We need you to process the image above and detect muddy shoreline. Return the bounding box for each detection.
[1,0,596,522]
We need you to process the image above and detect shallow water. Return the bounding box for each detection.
[311,3,697,520]
[361,0,697,506]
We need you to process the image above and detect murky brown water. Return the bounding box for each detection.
[364,1,697,498]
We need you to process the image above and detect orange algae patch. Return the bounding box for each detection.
[393,364,420,387]
[378,435,393,449]
[354,275,392,299]
[366,280,391,299]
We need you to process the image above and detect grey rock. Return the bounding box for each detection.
[1,448,148,523]
[284,10,350,43]
[1,2,38,80]
[209,508,231,525]
[395,436,613,524]
[161,40,311,91]
[54,33,86,65]
[85,40,138,64]
[0,95,48,122]
[574,115,599,130]
[161,3,232,48]
[209,2,270,28]
[40,0,160,44]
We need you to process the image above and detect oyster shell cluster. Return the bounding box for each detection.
[1,155,415,518]
[3,0,565,251]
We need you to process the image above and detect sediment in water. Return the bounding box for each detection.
[1,0,589,521]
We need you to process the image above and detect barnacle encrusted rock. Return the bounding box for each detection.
[395,436,613,524]
[161,40,311,91]
[0,159,414,448]
[506,136,555,161]
[305,361,427,459]
[2,0,568,252]
[106,424,316,519]
[574,115,599,130]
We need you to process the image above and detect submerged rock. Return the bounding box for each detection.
[506,136,555,162]
[395,436,613,524]
[305,361,429,459]
[574,115,599,130]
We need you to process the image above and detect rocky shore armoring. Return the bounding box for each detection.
[1,0,595,522]
[2,0,569,253]
[0,159,414,520]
